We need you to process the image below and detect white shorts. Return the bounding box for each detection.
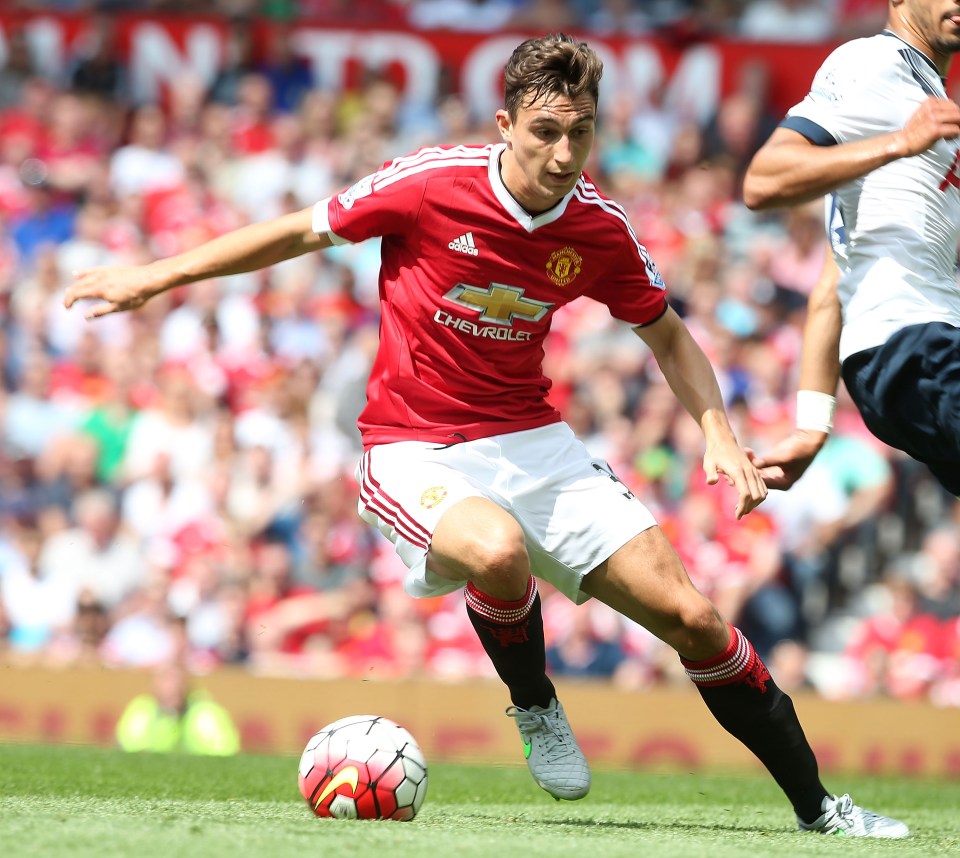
[355,422,658,604]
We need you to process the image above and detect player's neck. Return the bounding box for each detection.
[497,149,565,216]
[885,21,953,78]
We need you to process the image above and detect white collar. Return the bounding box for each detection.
[487,143,576,233]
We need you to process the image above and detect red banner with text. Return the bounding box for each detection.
[0,12,852,123]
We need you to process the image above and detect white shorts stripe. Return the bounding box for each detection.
[359,451,432,550]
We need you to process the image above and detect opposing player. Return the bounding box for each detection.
[65,34,906,837]
[744,0,960,498]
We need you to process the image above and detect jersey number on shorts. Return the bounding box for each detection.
[592,462,636,501]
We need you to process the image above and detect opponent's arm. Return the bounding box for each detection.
[64,206,332,319]
[752,249,842,489]
[797,250,843,398]
[634,306,767,519]
[743,97,960,209]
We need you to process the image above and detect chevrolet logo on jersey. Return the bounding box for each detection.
[444,283,553,325]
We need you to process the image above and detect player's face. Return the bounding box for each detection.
[496,92,596,213]
[896,0,960,62]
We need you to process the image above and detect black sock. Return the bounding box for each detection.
[682,625,827,823]
[465,577,555,710]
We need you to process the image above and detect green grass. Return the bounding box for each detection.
[0,743,957,858]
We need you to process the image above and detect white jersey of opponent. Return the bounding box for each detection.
[782,31,960,362]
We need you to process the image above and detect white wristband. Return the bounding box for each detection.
[796,390,836,434]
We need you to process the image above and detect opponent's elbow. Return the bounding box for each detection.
[742,170,781,211]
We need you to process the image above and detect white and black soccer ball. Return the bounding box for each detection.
[298,714,428,821]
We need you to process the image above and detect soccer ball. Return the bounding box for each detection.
[298,714,428,821]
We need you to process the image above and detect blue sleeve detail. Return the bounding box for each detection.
[779,116,838,146]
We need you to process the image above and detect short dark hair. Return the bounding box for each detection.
[503,33,603,119]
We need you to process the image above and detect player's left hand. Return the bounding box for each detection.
[747,428,828,491]
[703,438,768,520]
[64,265,162,319]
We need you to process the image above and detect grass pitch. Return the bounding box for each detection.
[0,743,957,858]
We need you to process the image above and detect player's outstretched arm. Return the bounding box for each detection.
[751,249,842,490]
[633,306,767,520]
[743,97,960,210]
[64,206,332,319]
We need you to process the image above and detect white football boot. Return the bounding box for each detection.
[798,793,910,838]
[505,698,590,801]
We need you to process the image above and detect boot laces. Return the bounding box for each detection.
[506,706,573,757]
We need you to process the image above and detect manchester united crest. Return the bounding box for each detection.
[545,246,582,287]
[420,486,448,509]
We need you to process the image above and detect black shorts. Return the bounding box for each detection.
[841,321,960,496]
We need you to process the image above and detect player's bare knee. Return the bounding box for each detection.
[462,523,529,595]
[674,599,727,654]
[471,539,527,576]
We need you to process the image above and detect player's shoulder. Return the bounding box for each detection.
[571,172,632,225]
[571,172,655,261]
[820,32,910,73]
[808,32,915,104]
[375,143,494,187]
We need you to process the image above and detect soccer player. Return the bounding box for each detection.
[743,0,960,501]
[65,34,905,838]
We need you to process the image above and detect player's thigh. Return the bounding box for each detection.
[356,443,491,598]
[580,527,728,658]
[504,426,659,603]
[429,495,530,597]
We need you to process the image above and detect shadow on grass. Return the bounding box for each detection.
[431,809,776,837]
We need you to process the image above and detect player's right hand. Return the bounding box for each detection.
[900,96,960,156]
[64,266,160,319]
[747,428,829,491]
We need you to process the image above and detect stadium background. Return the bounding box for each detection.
[0,1,957,777]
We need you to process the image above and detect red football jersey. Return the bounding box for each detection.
[313,144,668,447]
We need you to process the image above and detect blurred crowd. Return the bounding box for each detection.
[6,0,889,41]
[0,8,958,712]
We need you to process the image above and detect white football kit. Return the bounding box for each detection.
[356,423,656,603]
[782,31,960,362]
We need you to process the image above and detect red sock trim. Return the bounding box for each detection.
[464,577,537,625]
[681,625,766,688]
[680,623,737,671]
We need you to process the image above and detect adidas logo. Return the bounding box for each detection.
[448,231,479,256]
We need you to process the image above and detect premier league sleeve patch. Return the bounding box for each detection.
[338,173,374,210]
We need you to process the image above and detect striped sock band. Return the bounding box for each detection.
[680,625,768,690]
[464,577,537,625]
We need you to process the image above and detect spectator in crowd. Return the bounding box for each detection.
[38,487,145,613]
[115,660,241,755]
[8,177,76,267]
[0,521,74,653]
[406,0,516,31]
[208,17,258,108]
[3,347,80,462]
[843,571,947,701]
[44,587,110,666]
[257,24,314,113]
[0,29,42,111]
[66,13,127,102]
[244,535,356,671]
[910,526,960,620]
[586,0,653,36]
[110,105,186,200]
[738,0,836,42]
[832,0,889,37]
[545,598,628,680]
